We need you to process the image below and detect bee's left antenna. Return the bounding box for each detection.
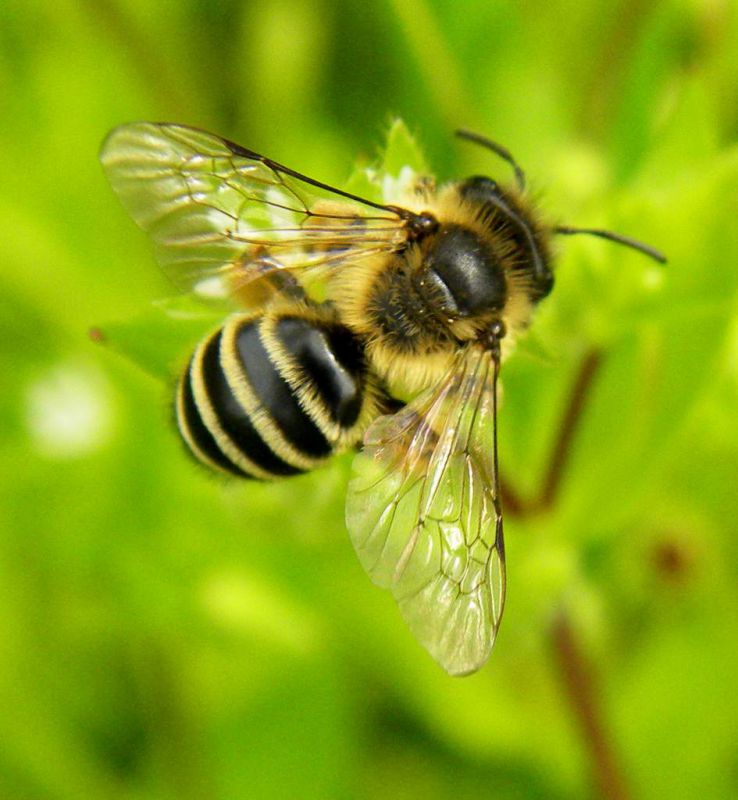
[455,129,526,192]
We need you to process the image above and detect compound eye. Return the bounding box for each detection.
[459,176,501,205]
[426,225,507,317]
[534,269,555,299]
[423,268,460,315]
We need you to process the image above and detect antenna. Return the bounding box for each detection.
[455,129,526,192]
[554,225,667,264]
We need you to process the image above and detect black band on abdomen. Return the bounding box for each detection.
[199,331,304,476]
[234,322,333,458]
[275,316,364,428]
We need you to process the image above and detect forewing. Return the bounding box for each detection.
[100,122,408,301]
[346,348,505,676]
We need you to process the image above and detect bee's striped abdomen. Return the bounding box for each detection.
[175,310,372,479]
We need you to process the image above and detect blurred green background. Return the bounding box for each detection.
[2,1,738,798]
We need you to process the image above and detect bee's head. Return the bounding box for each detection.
[458,175,554,301]
[419,222,508,320]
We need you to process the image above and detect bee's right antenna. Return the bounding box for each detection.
[455,129,526,192]
[554,225,667,264]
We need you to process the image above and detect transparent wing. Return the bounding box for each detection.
[346,347,505,676]
[100,122,409,302]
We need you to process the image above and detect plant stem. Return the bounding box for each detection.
[537,349,603,511]
[502,348,603,518]
[551,612,630,800]
[503,349,628,796]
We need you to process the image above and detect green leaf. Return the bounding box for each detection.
[93,296,225,382]
[380,117,429,178]
[342,162,384,204]
[344,117,429,202]
[560,150,738,535]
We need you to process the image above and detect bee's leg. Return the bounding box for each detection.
[501,348,602,519]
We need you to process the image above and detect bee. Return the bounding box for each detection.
[100,123,664,675]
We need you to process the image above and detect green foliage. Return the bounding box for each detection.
[380,118,431,177]
[2,1,738,798]
[98,297,229,383]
